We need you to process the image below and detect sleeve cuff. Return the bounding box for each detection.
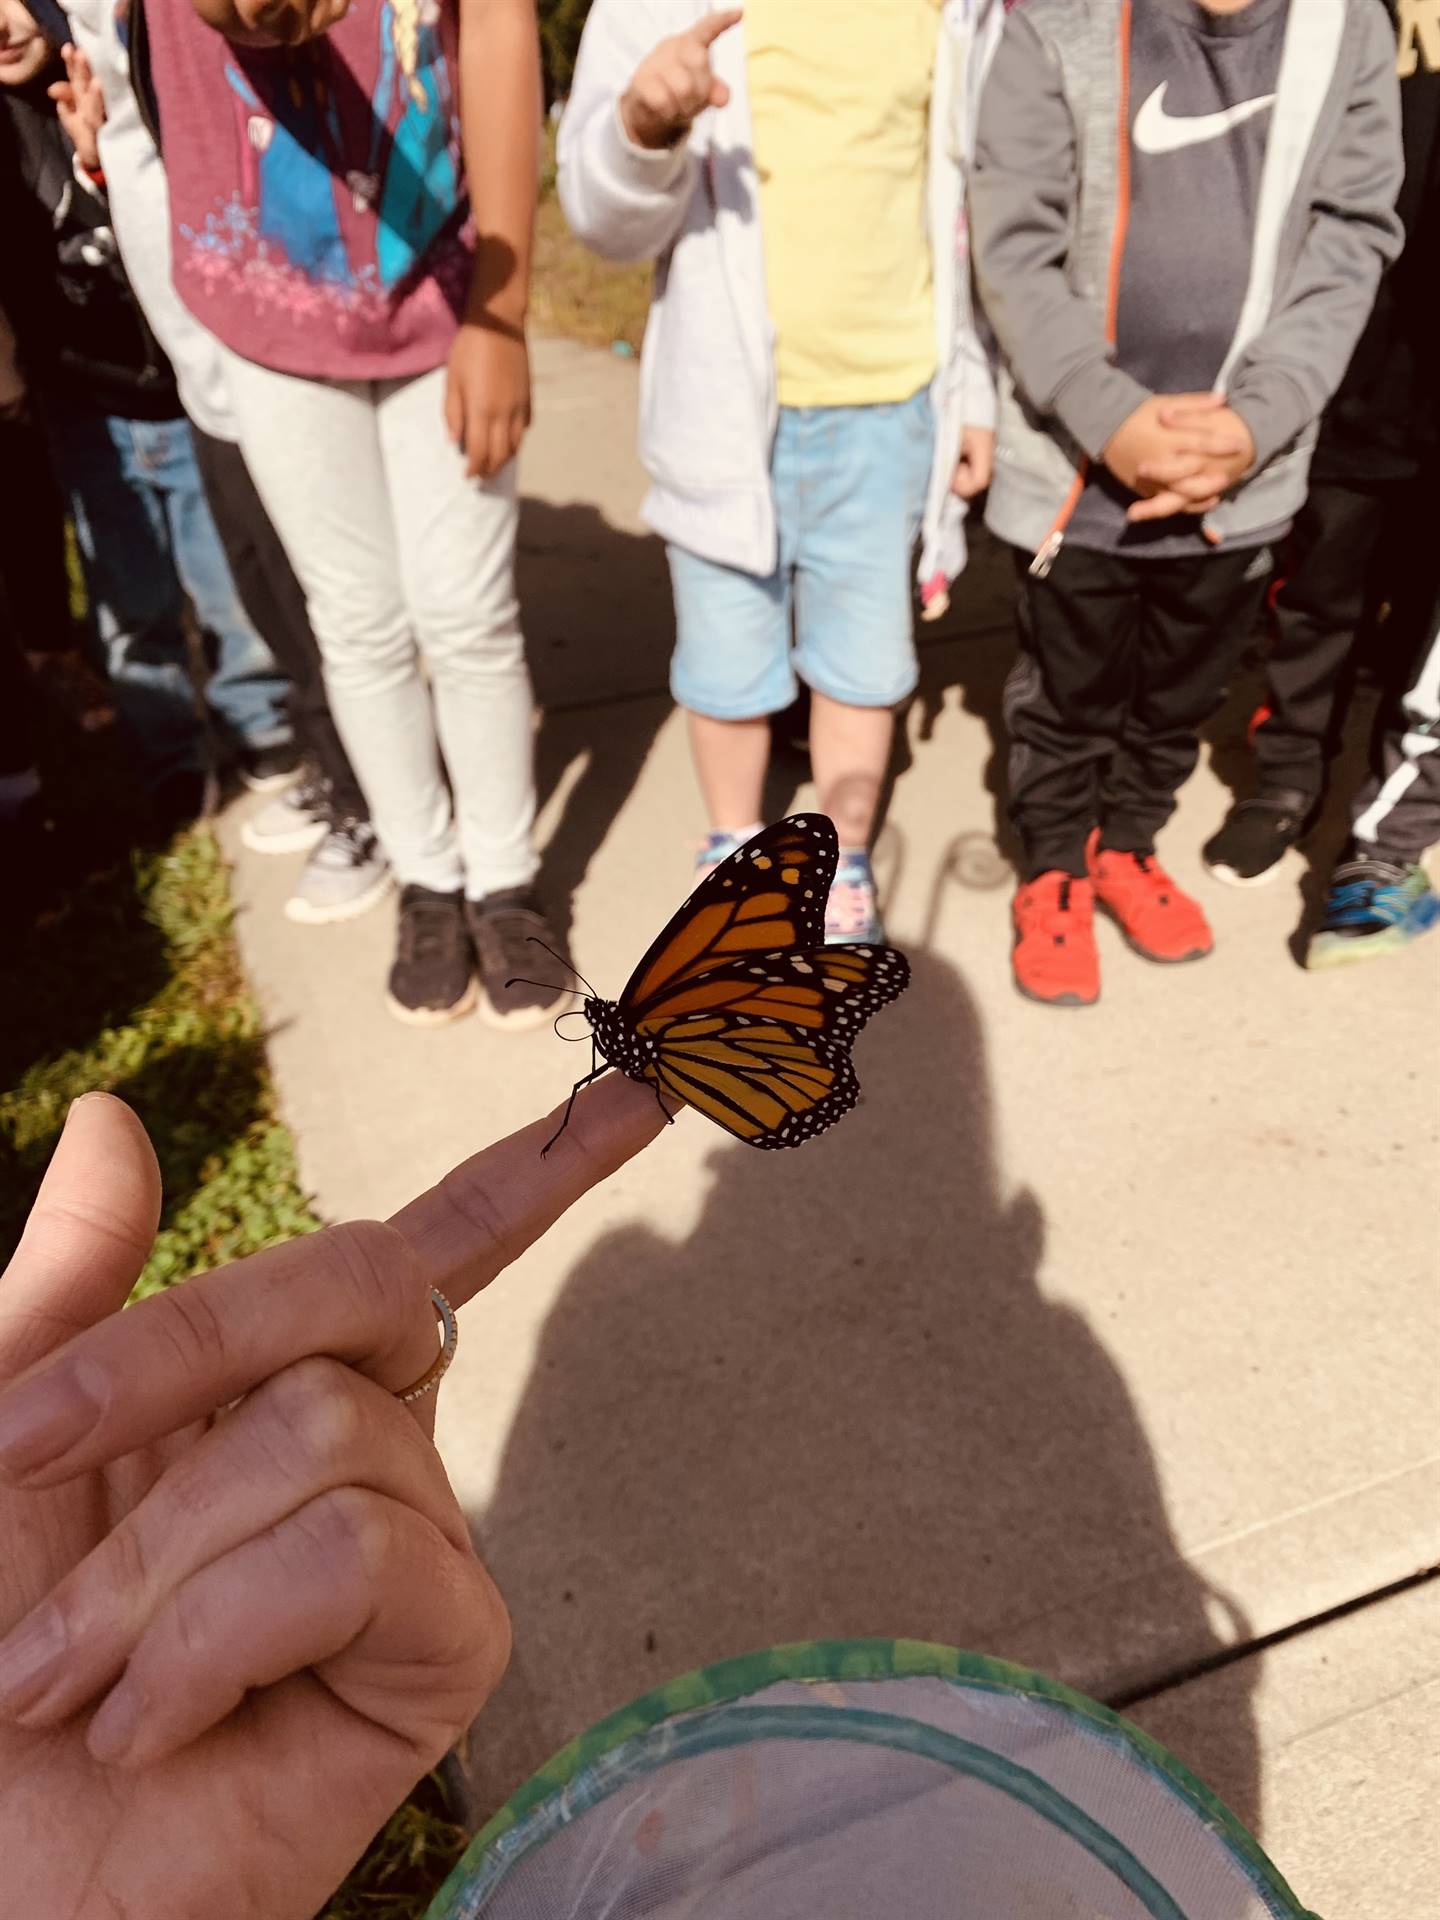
[600,97,693,193]
[961,345,998,432]
[1227,373,1311,472]
[1051,361,1150,462]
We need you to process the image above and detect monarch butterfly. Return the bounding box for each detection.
[536,817,910,1152]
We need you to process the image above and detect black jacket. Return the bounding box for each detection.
[0,70,179,421]
[1315,0,1440,479]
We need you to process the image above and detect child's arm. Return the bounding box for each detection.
[49,43,107,181]
[446,0,541,479]
[1218,6,1403,475]
[969,9,1149,468]
[558,1,739,265]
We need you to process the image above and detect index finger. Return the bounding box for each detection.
[0,1076,669,1485]
[392,1070,670,1304]
[689,8,743,48]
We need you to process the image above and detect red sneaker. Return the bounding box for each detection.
[1012,872,1100,1006]
[1088,839,1213,962]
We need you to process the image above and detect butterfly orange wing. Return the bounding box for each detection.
[620,816,835,1018]
[639,944,911,1148]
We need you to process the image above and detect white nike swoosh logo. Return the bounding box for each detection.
[1132,81,1276,155]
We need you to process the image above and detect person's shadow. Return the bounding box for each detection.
[462,947,1260,1836]
[519,498,674,944]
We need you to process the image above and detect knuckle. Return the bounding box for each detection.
[264,1356,365,1470]
[169,1580,218,1666]
[153,1279,229,1379]
[310,1485,393,1583]
[317,1217,422,1333]
[101,1518,154,1609]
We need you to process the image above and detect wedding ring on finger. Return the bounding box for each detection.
[393,1289,458,1405]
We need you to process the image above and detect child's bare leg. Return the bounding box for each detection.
[686,709,769,835]
[809,692,893,851]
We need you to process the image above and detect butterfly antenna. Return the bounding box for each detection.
[504,975,588,997]
[526,936,598,998]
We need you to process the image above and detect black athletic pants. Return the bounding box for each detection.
[1005,542,1271,879]
[1347,577,1440,863]
[1251,475,1416,804]
[190,428,366,819]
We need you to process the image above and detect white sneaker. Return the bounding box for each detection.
[240,773,329,855]
[284,820,393,925]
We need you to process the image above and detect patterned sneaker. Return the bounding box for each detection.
[1202,794,1309,887]
[284,818,393,926]
[693,825,764,885]
[1012,872,1100,1007]
[239,742,301,793]
[1307,855,1440,970]
[1089,840,1213,963]
[386,886,477,1026]
[824,849,885,945]
[466,888,571,1032]
[240,766,330,856]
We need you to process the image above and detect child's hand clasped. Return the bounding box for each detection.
[1103,391,1254,526]
[1132,391,1256,523]
[621,8,743,151]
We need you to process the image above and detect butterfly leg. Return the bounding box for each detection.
[541,1060,610,1157]
[651,1079,675,1128]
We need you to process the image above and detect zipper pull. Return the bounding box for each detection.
[1029,529,1064,579]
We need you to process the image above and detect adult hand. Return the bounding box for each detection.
[0,1077,668,1920]
[620,8,742,151]
[49,44,106,175]
[191,0,351,50]
[1128,392,1255,522]
[951,425,995,501]
[445,320,531,479]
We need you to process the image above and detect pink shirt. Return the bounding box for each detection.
[145,0,473,378]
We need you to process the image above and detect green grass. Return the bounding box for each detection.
[532,124,651,353]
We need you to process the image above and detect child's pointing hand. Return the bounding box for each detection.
[621,9,743,152]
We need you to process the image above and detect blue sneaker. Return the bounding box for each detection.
[693,825,764,885]
[1307,855,1440,971]
[825,849,885,945]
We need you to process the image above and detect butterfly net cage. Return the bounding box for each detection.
[427,1641,1318,1920]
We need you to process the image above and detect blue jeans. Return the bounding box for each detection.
[48,407,291,784]
[667,386,935,719]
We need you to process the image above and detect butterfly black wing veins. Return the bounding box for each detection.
[576,817,909,1150]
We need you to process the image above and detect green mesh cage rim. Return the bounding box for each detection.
[427,1639,1320,1920]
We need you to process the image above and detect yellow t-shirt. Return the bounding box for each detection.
[745,0,941,409]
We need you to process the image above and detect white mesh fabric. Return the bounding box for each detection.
[475,1734,1167,1919]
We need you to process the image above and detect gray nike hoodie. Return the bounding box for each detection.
[970,0,1404,568]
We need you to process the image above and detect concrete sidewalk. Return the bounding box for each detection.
[218,335,1440,1917]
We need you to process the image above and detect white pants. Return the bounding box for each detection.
[224,356,536,896]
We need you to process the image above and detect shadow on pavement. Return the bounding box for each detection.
[464,946,1260,1836]
[521,498,674,943]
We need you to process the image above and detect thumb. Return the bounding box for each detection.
[0,1095,161,1380]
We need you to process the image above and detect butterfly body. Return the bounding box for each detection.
[565,817,909,1152]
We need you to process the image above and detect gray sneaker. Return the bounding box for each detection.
[240,769,330,856]
[284,819,393,925]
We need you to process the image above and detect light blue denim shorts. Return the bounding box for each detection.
[667,385,935,719]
